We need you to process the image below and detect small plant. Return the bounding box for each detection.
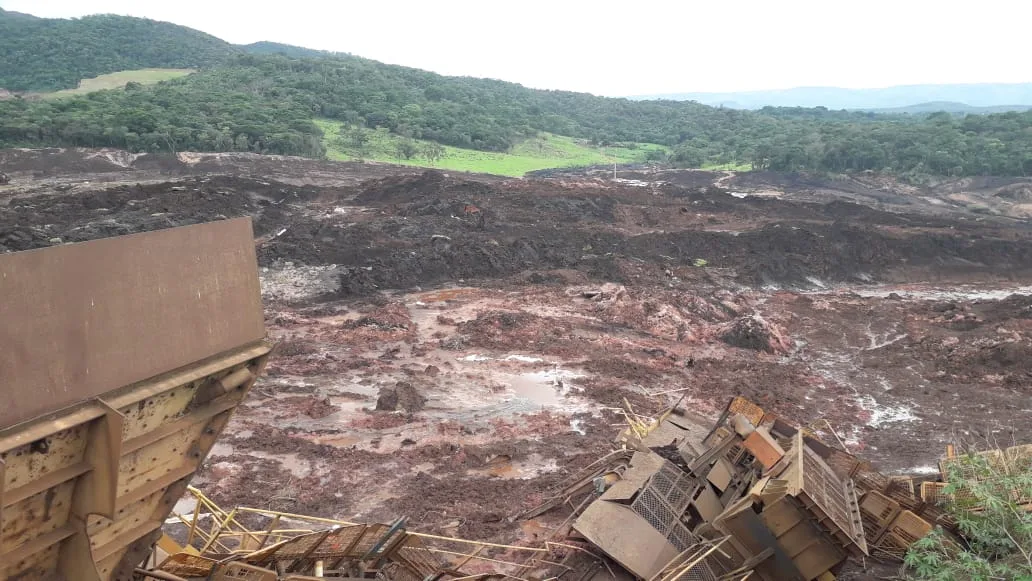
[693,258,708,267]
[904,450,1032,580]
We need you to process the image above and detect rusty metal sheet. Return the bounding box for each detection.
[0,218,265,429]
[600,451,665,501]
[573,501,680,580]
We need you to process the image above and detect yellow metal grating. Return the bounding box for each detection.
[727,397,765,428]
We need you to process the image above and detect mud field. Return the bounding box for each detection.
[3,149,1032,573]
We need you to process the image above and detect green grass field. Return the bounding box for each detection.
[41,69,194,99]
[701,161,754,171]
[317,119,668,177]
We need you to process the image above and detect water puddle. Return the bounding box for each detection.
[469,454,560,480]
[508,373,569,407]
[318,434,362,447]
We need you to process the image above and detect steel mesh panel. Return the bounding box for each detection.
[889,477,915,496]
[859,491,898,527]
[883,481,922,511]
[159,553,218,577]
[854,470,890,494]
[317,526,367,554]
[886,511,932,545]
[666,522,697,552]
[393,537,442,576]
[939,445,1032,505]
[652,469,676,496]
[801,447,857,540]
[631,464,700,552]
[824,448,864,479]
[351,524,390,555]
[653,462,694,514]
[920,481,977,506]
[727,397,765,427]
[677,560,718,581]
[632,487,677,535]
[257,532,324,560]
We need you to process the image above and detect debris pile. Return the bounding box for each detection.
[518,396,1030,580]
[145,397,1030,581]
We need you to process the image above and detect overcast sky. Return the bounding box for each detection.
[3,0,1029,96]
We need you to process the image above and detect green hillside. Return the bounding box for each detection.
[0,10,233,92]
[1,13,1032,177]
[318,120,667,176]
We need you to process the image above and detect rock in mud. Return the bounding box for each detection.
[375,381,427,412]
[720,314,792,354]
[300,397,337,419]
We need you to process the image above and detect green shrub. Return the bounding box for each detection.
[904,451,1032,580]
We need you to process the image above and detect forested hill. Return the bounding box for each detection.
[1,12,1032,176]
[240,42,338,59]
[0,9,234,91]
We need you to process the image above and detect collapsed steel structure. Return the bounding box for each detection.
[151,486,547,581]
[143,396,988,581]
[517,396,1021,581]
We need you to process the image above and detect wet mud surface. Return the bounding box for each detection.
[3,149,1032,557]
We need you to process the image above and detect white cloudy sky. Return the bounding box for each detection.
[2,0,1028,96]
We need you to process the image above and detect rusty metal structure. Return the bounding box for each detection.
[0,219,271,580]
[519,396,949,581]
[150,487,543,581]
[130,392,1027,581]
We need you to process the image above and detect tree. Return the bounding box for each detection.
[905,450,1032,580]
[395,139,418,160]
[347,126,369,152]
[423,141,445,165]
[670,144,705,168]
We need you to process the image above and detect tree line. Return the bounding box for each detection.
[1,46,1032,176]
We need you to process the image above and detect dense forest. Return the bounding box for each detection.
[1,11,1032,177]
[0,9,233,91]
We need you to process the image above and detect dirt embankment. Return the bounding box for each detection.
[6,154,1032,291]
[265,170,1032,291]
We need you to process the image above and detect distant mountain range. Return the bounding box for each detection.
[634,84,1032,114]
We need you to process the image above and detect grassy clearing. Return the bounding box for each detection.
[316,119,668,177]
[702,161,754,171]
[40,69,194,99]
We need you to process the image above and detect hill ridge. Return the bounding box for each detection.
[0,10,235,92]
